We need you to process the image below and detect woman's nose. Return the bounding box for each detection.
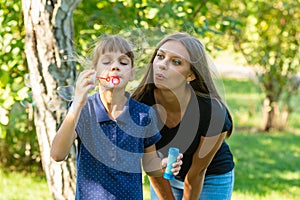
[158,60,167,70]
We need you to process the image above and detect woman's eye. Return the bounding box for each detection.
[157,53,164,59]
[173,59,181,65]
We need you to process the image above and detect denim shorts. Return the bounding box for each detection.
[150,169,234,200]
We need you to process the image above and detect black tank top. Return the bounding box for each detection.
[139,90,234,180]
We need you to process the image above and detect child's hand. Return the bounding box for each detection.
[73,69,96,108]
[161,153,183,176]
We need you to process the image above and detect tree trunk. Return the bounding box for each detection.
[261,98,281,131]
[22,0,81,199]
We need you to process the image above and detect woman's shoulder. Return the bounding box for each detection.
[195,95,232,136]
[196,95,226,112]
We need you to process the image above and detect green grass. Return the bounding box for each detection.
[228,130,300,200]
[222,78,265,128]
[0,169,52,200]
[142,131,300,200]
[1,78,300,199]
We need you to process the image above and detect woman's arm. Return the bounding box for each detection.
[149,176,175,200]
[183,132,227,200]
[142,145,182,200]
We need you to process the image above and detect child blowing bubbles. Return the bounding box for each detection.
[50,35,182,200]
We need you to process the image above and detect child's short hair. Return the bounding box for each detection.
[92,35,134,68]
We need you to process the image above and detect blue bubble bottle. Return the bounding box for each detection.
[163,147,179,180]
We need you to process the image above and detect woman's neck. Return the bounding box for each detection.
[154,87,191,112]
[154,86,191,128]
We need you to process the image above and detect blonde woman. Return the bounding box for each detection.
[132,32,234,200]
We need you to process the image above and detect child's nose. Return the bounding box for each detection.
[111,64,120,71]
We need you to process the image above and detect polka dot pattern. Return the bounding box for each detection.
[74,93,161,199]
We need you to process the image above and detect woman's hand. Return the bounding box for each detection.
[162,153,183,176]
[73,69,96,108]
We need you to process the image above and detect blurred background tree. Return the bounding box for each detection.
[0,0,41,171]
[22,0,81,199]
[224,0,300,131]
[1,0,299,199]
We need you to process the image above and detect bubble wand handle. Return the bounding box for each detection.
[96,76,120,85]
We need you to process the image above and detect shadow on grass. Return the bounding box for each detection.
[227,129,300,197]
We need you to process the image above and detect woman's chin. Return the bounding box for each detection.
[154,82,171,90]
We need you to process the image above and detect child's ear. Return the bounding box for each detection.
[129,68,136,81]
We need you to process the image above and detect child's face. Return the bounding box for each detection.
[96,51,135,89]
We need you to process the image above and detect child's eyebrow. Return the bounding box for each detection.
[119,54,130,59]
[100,54,111,59]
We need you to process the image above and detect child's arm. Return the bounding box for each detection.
[50,103,80,161]
[50,70,96,161]
[142,145,182,199]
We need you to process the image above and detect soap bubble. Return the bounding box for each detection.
[48,99,61,112]
[20,93,35,107]
[57,86,74,101]
[24,73,31,88]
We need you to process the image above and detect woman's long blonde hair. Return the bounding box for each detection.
[132,32,233,137]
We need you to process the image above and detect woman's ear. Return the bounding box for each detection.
[129,68,136,81]
[187,72,196,82]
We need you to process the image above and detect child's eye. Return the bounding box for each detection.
[102,60,111,65]
[120,59,129,65]
[120,62,128,65]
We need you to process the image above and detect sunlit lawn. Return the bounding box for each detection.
[228,130,300,200]
[1,78,300,199]
[0,169,52,200]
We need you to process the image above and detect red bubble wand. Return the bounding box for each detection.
[96,75,120,85]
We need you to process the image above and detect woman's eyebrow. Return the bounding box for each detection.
[158,48,184,59]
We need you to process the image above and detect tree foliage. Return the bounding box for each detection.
[1,0,298,186]
[71,0,240,91]
[224,0,300,130]
[0,0,42,170]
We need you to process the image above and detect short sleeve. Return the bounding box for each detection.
[66,101,83,135]
[68,100,88,137]
[222,109,232,132]
[144,107,162,148]
[205,99,230,137]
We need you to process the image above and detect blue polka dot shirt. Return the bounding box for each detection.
[74,92,161,200]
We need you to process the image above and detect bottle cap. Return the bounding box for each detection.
[168,147,179,156]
